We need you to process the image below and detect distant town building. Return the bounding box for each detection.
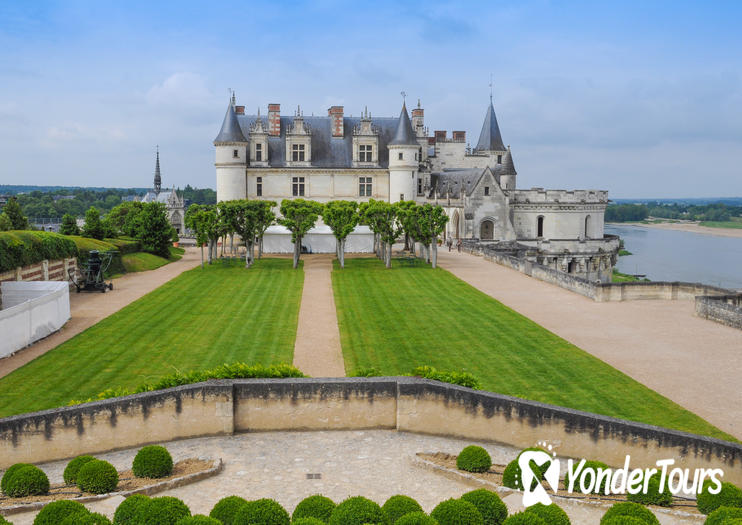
[138,148,185,234]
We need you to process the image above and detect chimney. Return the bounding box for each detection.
[452,131,466,142]
[235,106,245,115]
[328,106,344,137]
[434,130,447,142]
[411,107,424,129]
[268,104,281,136]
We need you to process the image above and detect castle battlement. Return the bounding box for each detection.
[511,189,609,204]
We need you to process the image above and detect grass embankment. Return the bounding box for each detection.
[332,258,732,441]
[0,258,303,417]
[121,246,184,273]
[612,269,648,283]
[699,218,742,229]
[68,236,183,277]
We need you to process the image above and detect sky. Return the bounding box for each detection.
[0,1,740,198]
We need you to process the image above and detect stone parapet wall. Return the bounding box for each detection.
[1,378,740,485]
[695,294,742,329]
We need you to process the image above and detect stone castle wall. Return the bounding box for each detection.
[1,378,740,485]
[695,295,742,330]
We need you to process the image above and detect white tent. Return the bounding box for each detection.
[261,225,374,254]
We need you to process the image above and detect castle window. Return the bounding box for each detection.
[484,186,490,196]
[537,216,544,238]
[255,143,262,162]
[359,144,373,162]
[398,152,403,160]
[359,177,372,197]
[292,144,305,162]
[233,149,239,158]
[417,178,423,196]
[257,177,262,197]
[292,176,305,196]
[497,155,502,164]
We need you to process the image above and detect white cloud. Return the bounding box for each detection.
[146,72,212,108]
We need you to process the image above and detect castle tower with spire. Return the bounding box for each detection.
[214,96,248,202]
[387,101,419,203]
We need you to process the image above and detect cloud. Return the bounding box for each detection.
[146,72,212,108]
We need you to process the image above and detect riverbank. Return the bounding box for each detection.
[611,221,742,238]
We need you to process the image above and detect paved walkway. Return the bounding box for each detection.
[293,255,345,377]
[0,248,202,379]
[436,250,742,440]
[7,431,700,525]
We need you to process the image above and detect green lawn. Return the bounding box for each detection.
[699,218,742,229]
[332,258,732,441]
[121,246,184,273]
[0,258,303,417]
[612,269,649,282]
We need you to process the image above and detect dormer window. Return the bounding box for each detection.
[233,149,239,158]
[398,152,403,160]
[255,143,262,162]
[359,145,373,162]
[484,186,490,196]
[292,144,306,162]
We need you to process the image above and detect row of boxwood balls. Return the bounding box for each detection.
[0,445,174,498]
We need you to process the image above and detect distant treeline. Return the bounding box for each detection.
[606,202,742,222]
[177,185,216,206]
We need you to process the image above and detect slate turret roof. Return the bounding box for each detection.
[214,102,248,143]
[475,101,505,152]
[500,145,517,176]
[388,103,418,146]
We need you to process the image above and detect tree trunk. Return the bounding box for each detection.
[293,235,300,269]
[339,238,346,269]
[385,242,392,268]
[221,236,224,257]
[200,244,204,269]
[258,237,264,259]
[432,242,438,268]
[245,240,252,268]
[207,240,213,265]
[230,234,234,255]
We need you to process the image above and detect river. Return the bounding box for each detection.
[605,224,742,290]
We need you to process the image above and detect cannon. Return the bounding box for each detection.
[68,250,116,293]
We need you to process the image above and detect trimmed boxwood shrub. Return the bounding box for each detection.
[61,512,111,525]
[461,489,507,525]
[394,513,438,525]
[1,463,32,495]
[697,482,742,515]
[382,495,423,523]
[135,496,191,525]
[63,455,96,485]
[175,517,221,525]
[133,446,174,479]
[502,460,536,491]
[524,503,570,525]
[292,519,326,525]
[502,513,546,525]
[77,459,119,494]
[0,516,12,525]
[210,495,248,525]
[5,465,49,497]
[565,460,610,494]
[600,518,647,525]
[456,446,492,473]
[233,498,290,525]
[626,472,672,507]
[430,499,483,525]
[33,500,89,525]
[705,506,742,525]
[114,494,151,524]
[599,502,659,525]
[292,494,336,523]
[328,496,387,525]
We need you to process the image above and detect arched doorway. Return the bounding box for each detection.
[452,210,461,239]
[584,215,591,238]
[537,216,544,238]
[480,220,494,240]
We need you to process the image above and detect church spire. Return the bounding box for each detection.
[154,145,161,194]
[475,99,505,152]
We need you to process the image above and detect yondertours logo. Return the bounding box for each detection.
[518,442,724,507]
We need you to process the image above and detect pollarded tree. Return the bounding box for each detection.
[185,204,210,268]
[231,200,262,268]
[59,213,80,235]
[217,200,239,256]
[417,203,449,268]
[2,197,29,230]
[82,207,105,240]
[394,201,421,255]
[365,200,402,269]
[255,200,277,259]
[279,198,323,269]
[135,202,173,258]
[323,200,359,269]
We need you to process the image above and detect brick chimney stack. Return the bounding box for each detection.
[452,131,466,142]
[434,130,447,142]
[268,104,281,136]
[235,106,245,115]
[328,106,344,137]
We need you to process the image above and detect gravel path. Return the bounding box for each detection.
[436,249,742,440]
[292,255,345,377]
[0,248,202,379]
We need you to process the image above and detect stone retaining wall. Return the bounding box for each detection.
[1,378,740,485]
[695,294,742,330]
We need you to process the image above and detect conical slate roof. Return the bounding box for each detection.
[500,145,517,175]
[475,101,505,152]
[214,101,247,143]
[389,103,418,146]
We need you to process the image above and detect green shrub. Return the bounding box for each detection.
[697,482,742,515]
[292,494,336,522]
[626,472,672,507]
[350,367,383,377]
[565,460,610,494]
[77,459,119,494]
[600,518,648,525]
[456,446,492,473]
[382,495,423,524]
[502,459,540,491]
[328,496,387,525]
[0,516,12,525]
[133,445,174,478]
[210,495,248,525]
[61,513,111,525]
[33,500,90,525]
[599,502,659,525]
[1,463,32,494]
[135,496,191,525]
[63,455,96,485]
[524,503,570,525]
[409,366,481,389]
[292,519,326,525]
[114,494,152,524]
[233,498,290,525]
[175,516,221,525]
[394,513,438,525]
[430,498,483,525]
[501,513,546,525]
[461,489,507,525]
[516,448,550,477]
[0,231,79,272]
[5,465,49,497]
[705,506,742,525]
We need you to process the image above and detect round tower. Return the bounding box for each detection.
[388,102,418,203]
[499,145,517,191]
[214,97,248,202]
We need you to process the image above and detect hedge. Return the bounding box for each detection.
[382,495,423,523]
[349,365,480,389]
[76,459,119,494]
[33,500,90,525]
[292,494,336,522]
[523,503,570,525]
[456,446,492,473]
[705,506,742,525]
[175,517,221,525]
[233,498,290,525]
[210,495,248,525]
[1,463,32,494]
[63,455,96,485]
[565,460,610,494]
[430,499,483,525]
[501,513,546,525]
[134,496,191,525]
[4,464,49,497]
[461,489,508,525]
[61,512,111,525]
[626,472,672,507]
[113,494,151,524]
[599,502,659,525]
[292,519,327,525]
[328,496,387,525]
[394,513,438,525]
[0,231,78,272]
[132,445,173,478]
[69,236,124,276]
[697,482,742,515]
